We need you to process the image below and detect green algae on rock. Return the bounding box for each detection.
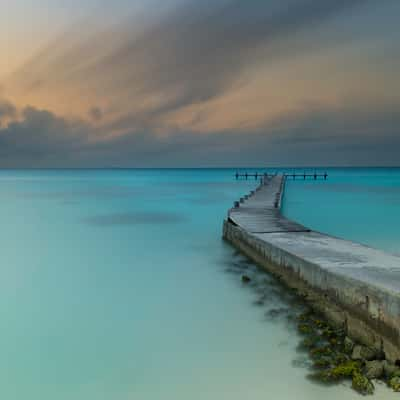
[296,310,377,395]
[389,376,400,392]
[352,371,375,395]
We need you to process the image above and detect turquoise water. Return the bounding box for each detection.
[282,168,400,255]
[0,169,397,399]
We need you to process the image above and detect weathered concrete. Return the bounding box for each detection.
[223,175,400,363]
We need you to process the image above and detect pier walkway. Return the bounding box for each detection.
[224,175,400,362]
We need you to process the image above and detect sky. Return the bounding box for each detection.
[0,0,399,167]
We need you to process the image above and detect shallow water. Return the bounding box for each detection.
[0,169,397,399]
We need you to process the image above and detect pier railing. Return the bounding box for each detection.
[235,172,328,181]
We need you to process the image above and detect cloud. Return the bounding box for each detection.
[0,104,90,166]
[88,106,103,121]
[0,98,399,167]
[2,0,400,167]
[0,99,17,126]
[8,0,374,133]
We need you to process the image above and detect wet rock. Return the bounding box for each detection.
[310,345,333,358]
[241,275,251,283]
[298,323,313,335]
[351,345,376,361]
[352,371,374,395]
[300,335,321,350]
[344,336,354,353]
[351,345,363,360]
[297,311,312,322]
[313,356,333,369]
[331,352,350,366]
[389,376,400,392]
[383,361,399,378]
[313,318,328,330]
[364,360,385,379]
[319,360,360,381]
[362,347,379,361]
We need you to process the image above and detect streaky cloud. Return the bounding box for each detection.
[8,0,371,132]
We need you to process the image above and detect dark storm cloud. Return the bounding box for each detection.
[0,105,89,166]
[0,99,399,167]
[0,99,17,125]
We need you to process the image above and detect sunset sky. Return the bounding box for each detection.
[1,0,399,167]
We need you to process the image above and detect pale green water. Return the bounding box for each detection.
[0,169,397,399]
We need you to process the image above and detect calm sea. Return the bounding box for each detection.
[282,168,400,255]
[0,168,398,399]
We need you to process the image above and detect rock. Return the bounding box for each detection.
[351,345,363,360]
[352,371,374,395]
[364,360,385,379]
[328,360,360,380]
[344,336,354,353]
[361,347,378,361]
[332,352,349,365]
[389,376,400,392]
[315,360,360,382]
[351,345,376,361]
[300,335,321,349]
[241,275,251,283]
[383,361,400,378]
[310,345,333,358]
[297,311,311,322]
[313,357,332,369]
[298,323,313,335]
[392,368,400,378]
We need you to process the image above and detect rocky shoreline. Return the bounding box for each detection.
[240,271,400,395]
[296,308,400,395]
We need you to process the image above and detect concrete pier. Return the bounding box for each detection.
[223,175,400,363]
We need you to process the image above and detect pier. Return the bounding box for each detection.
[223,175,400,363]
[235,172,328,180]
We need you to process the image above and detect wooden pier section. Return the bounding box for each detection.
[224,175,400,362]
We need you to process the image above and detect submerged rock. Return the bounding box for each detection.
[297,311,312,322]
[265,307,289,320]
[298,323,313,335]
[300,335,321,350]
[241,275,251,283]
[364,360,385,379]
[352,371,375,395]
